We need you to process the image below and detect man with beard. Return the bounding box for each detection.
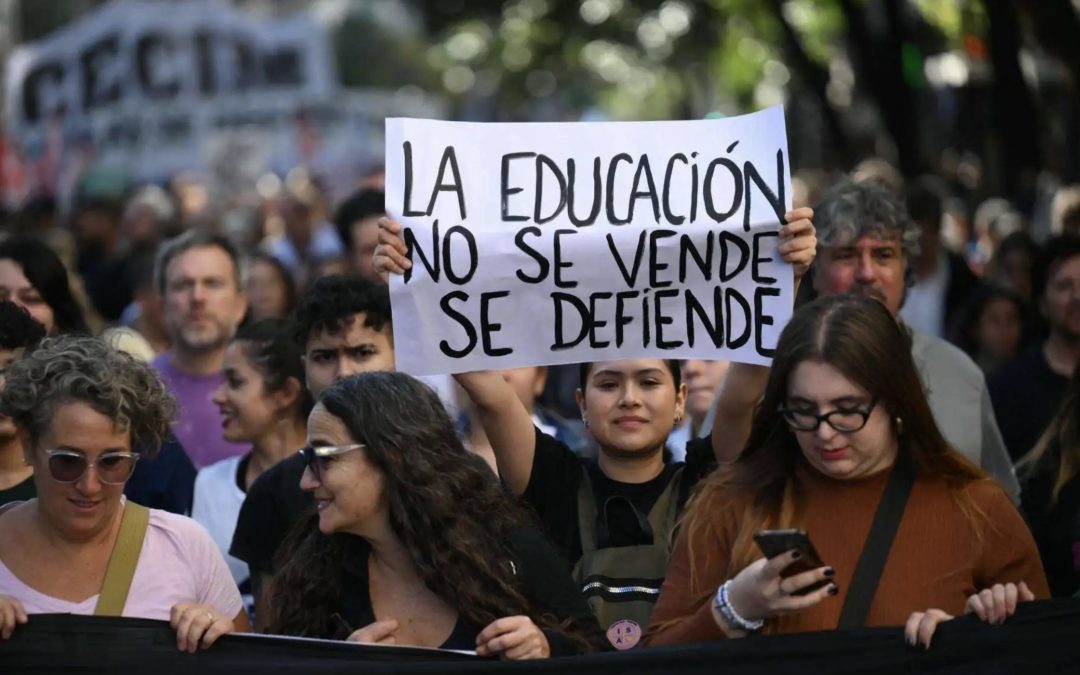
[809,179,1019,499]
[152,231,249,469]
[0,301,46,506]
[990,236,1080,460]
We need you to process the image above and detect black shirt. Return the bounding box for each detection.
[230,452,312,573]
[522,427,715,566]
[337,526,606,655]
[1020,452,1080,597]
[0,474,35,507]
[989,345,1070,461]
[123,435,196,515]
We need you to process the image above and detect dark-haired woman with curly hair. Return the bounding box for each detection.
[0,335,249,649]
[265,371,605,658]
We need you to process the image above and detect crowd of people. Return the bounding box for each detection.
[0,158,1076,659]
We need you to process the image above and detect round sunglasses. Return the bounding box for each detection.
[43,449,140,485]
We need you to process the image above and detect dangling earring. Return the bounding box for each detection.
[894,417,904,435]
[581,414,589,428]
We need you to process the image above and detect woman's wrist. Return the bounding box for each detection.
[709,597,746,638]
[712,580,764,636]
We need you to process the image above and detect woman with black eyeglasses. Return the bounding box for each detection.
[264,371,606,658]
[0,335,249,648]
[647,294,1048,649]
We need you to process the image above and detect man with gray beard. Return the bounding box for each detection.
[809,179,1019,500]
[152,231,249,469]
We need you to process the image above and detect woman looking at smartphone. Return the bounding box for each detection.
[646,295,1047,647]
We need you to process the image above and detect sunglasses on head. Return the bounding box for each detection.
[44,448,140,485]
[299,443,364,482]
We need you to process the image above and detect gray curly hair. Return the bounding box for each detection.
[812,178,921,276]
[0,334,176,456]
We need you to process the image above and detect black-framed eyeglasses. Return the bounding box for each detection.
[778,398,877,433]
[299,443,364,482]
[44,449,140,485]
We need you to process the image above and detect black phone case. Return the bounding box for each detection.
[752,529,830,596]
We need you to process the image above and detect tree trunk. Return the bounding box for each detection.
[838,0,923,176]
[984,0,1043,200]
[764,0,853,166]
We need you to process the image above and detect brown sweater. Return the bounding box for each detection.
[647,462,1049,646]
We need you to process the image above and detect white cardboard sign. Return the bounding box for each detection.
[385,106,793,375]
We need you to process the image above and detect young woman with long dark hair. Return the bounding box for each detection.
[264,372,604,658]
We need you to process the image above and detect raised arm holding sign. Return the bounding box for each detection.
[375,178,813,652]
[375,210,814,490]
[376,108,815,650]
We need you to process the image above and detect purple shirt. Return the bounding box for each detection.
[152,353,249,469]
[0,502,243,621]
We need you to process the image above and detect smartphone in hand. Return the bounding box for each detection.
[753,529,830,596]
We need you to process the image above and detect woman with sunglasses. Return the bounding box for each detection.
[194,319,310,618]
[0,335,249,648]
[265,371,605,658]
[647,295,1048,648]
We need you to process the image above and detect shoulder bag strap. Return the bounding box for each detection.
[836,455,916,629]
[645,465,685,546]
[94,501,151,617]
[576,466,599,555]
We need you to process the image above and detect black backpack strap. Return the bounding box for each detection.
[837,455,917,629]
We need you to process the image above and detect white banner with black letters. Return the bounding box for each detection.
[3,0,337,185]
[385,106,794,375]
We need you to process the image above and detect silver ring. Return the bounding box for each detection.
[205,612,215,623]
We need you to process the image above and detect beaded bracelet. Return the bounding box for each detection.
[713,580,764,633]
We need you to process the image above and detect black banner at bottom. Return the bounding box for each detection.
[3,601,1080,674]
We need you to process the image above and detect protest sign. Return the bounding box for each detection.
[385,106,793,375]
[2,0,447,203]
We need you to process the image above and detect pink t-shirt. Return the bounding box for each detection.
[0,503,243,621]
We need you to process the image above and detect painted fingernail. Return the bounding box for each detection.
[828,584,839,595]
[824,567,835,577]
